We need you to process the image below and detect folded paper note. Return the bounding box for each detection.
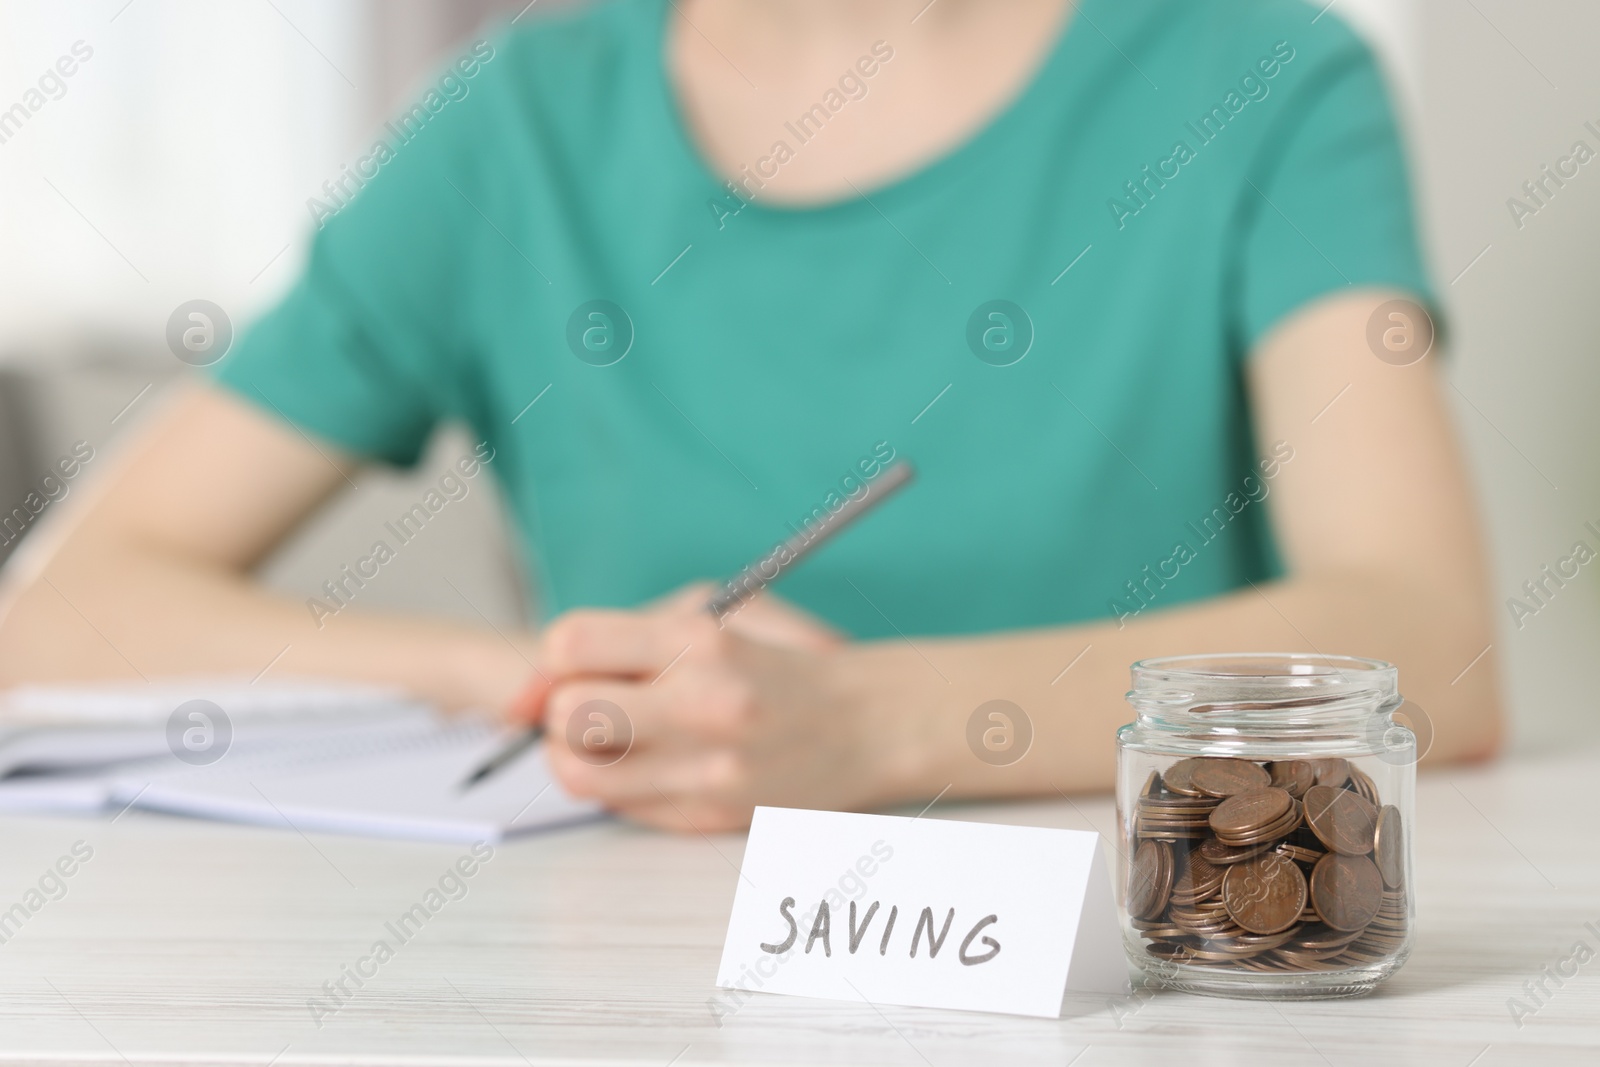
[716,807,1129,1018]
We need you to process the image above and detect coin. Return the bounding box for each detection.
[1191,758,1272,798]
[1222,853,1308,935]
[1210,788,1294,838]
[1309,853,1384,931]
[1131,923,1189,939]
[1172,912,1239,936]
[1199,837,1273,865]
[1289,923,1364,951]
[1139,795,1218,812]
[1373,804,1405,889]
[1168,907,1237,935]
[1268,760,1316,798]
[1374,888,1407,923]
[1160,757,1211,796]
[1227,928,1300,950]
[1309,757,1350,788]
[1214,798,1302,847]
[1128,840,1174,920]
[1170,852,1224,904]
[1146,946,1193,963]
[1303,784,1378,855]
[1345,764,1380,806]
[1275,842,1325,865]
[1136,791,1216,840]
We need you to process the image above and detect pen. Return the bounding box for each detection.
[458,460,915,790]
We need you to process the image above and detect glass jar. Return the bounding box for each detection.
[1115,653,1414,999]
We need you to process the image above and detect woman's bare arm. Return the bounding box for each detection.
[866,287,1504,797]
[0,385,537,710]
[0,385,843,710]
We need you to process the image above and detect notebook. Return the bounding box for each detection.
[0,679,600,842]
[114,715,598,843]
[0,678,435,775]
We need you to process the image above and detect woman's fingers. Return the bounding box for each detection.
[719,591,844,651]
[643,580,719,616]
[538,583,841,696]
[540,667,768,812]
[546,736,744,809]
[543,671,754,752]
[540,607,726,678]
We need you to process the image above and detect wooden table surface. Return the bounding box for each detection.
[1,744,1596,1067]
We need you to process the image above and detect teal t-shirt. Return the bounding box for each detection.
[215,0,1434,638]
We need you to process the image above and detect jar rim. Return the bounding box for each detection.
[1128,653,1400,724]
[1132,652,1395,685]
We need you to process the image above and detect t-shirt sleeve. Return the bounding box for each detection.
[1232,37,1437,352]
[210,55,496,467]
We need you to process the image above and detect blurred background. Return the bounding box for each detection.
[0,0,1595,752]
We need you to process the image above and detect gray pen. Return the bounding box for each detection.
[459,460,915,790]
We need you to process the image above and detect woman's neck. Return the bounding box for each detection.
[695,0,976,44]
[669,0,1076,205]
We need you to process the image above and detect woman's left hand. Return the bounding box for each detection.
[530,586,895,831]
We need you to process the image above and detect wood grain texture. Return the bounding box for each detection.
[1,745,1597,1066]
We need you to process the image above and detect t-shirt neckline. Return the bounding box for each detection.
[647,0,1102,219]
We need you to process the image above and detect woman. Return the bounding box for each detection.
[0,0,1500,829]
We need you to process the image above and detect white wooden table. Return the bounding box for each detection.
[2,745,1597,1066]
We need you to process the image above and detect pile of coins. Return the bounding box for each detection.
[1126,755,1407,972]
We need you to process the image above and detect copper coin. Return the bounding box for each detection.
[1308,757,1350,788]
[1168,902,1231,920]
[1309,853,1384,932]
[1170,852,1224,902]
[1190,758,1271,798]
[1172,919,1238,938]
[1215,800,1303,847]
[1128,840,1174,920]
[1161,757,1210,796]
[1290,922,1364,951]
[1209,788,1294,839]
[1346,764,1380,806]
[1199,837,1272,865]
[1222,853,1308,935]
[1147,941,1196,961]
[1134,925,1190,941]
[1138,795,1218,813]
[1276,842,1325,865]
[1189,942,1271,962]
[1303,784,1377,855]
[1227,928,1300,950]
[1268,760,1316,799]
[1171,915,1238,938]
[1373,804,1405,889]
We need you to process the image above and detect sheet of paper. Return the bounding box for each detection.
[114,717,599,843]
[0,677,434,776]
[0,773,120,814]
[0,680,599,842]
[716,807,1129,1019]
[0,676,417,726]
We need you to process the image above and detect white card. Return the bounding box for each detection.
[716,807,1129,1018]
